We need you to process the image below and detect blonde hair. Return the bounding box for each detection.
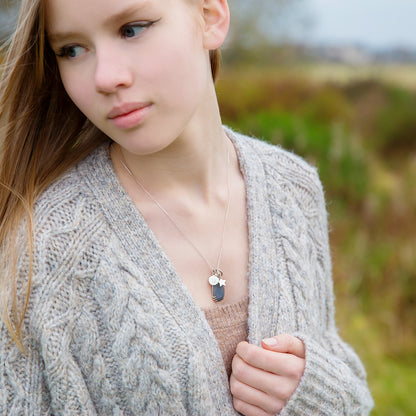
[0,0,220,350]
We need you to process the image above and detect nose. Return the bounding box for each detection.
[94,47,133,93]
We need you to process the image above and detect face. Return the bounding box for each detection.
[46,0,213,156]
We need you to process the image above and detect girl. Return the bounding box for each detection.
[0,0,373,414]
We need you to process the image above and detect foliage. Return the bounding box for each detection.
[217,64,416,415]
[227,0,307,50]
[0,0,18,40]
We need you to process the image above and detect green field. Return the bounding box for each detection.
[217,63,416,416]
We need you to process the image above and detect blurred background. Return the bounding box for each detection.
[1,0,415,414]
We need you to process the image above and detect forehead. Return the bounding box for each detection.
[46,0,162,33]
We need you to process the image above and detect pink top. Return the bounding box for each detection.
[203,297,249,377]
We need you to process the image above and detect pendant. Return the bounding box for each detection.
[208,269,226,302]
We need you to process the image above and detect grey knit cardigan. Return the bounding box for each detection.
[0,128,373,415]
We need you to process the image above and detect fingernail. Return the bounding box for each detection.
[262,337,278,347]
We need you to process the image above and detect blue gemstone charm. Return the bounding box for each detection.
[212,282,225,302]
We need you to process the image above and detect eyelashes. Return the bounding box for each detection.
[120,21,156,39]
[55,19,160,59]
[56,45,85,59]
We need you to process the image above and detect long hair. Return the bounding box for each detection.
[0,0,103,351]
[0,0,221,350]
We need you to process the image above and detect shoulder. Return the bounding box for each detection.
[226,127,324,201]
[23,146,113,326]
[32,145,111,274]
[34,145,107,229]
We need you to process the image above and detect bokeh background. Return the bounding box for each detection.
[1,0,415,414]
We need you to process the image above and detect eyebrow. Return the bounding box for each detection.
[47,2,152,44]
[103,3,151,27]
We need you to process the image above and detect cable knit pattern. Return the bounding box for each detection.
[0,128,373,415]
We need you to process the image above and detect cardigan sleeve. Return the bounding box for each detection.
[0,321,52,415]
[0,199,100,416]
[0,274,100,416]
[0,316,101,416]
[281,169,374,416]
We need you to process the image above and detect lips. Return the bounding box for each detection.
[107,102,152,129]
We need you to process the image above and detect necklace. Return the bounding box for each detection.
[112,143,231,303]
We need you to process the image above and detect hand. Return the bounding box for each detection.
[230,334,306,416]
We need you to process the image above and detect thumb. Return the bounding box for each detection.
[261,334,306,358]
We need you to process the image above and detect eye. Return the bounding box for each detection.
[56,45,86,59]
[120,22,155,39]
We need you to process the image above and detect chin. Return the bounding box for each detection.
[114,136,176,157]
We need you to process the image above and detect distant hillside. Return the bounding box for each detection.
[304,43,416,65]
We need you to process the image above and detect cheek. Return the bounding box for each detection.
[143,33,209,103]
[59,66,95,116]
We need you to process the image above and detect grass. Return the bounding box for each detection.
[337,304,416,416]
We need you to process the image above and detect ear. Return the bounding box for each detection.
[201,0,230,50]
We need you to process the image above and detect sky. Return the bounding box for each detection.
[305,0,416,50]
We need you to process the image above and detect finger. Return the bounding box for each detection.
[236,341,305,378]
[232,353,294,401]
[232,397,275,416]
[261,334,306,358]
[230,374,285,415]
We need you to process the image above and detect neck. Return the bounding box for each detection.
[111,97,232,204]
